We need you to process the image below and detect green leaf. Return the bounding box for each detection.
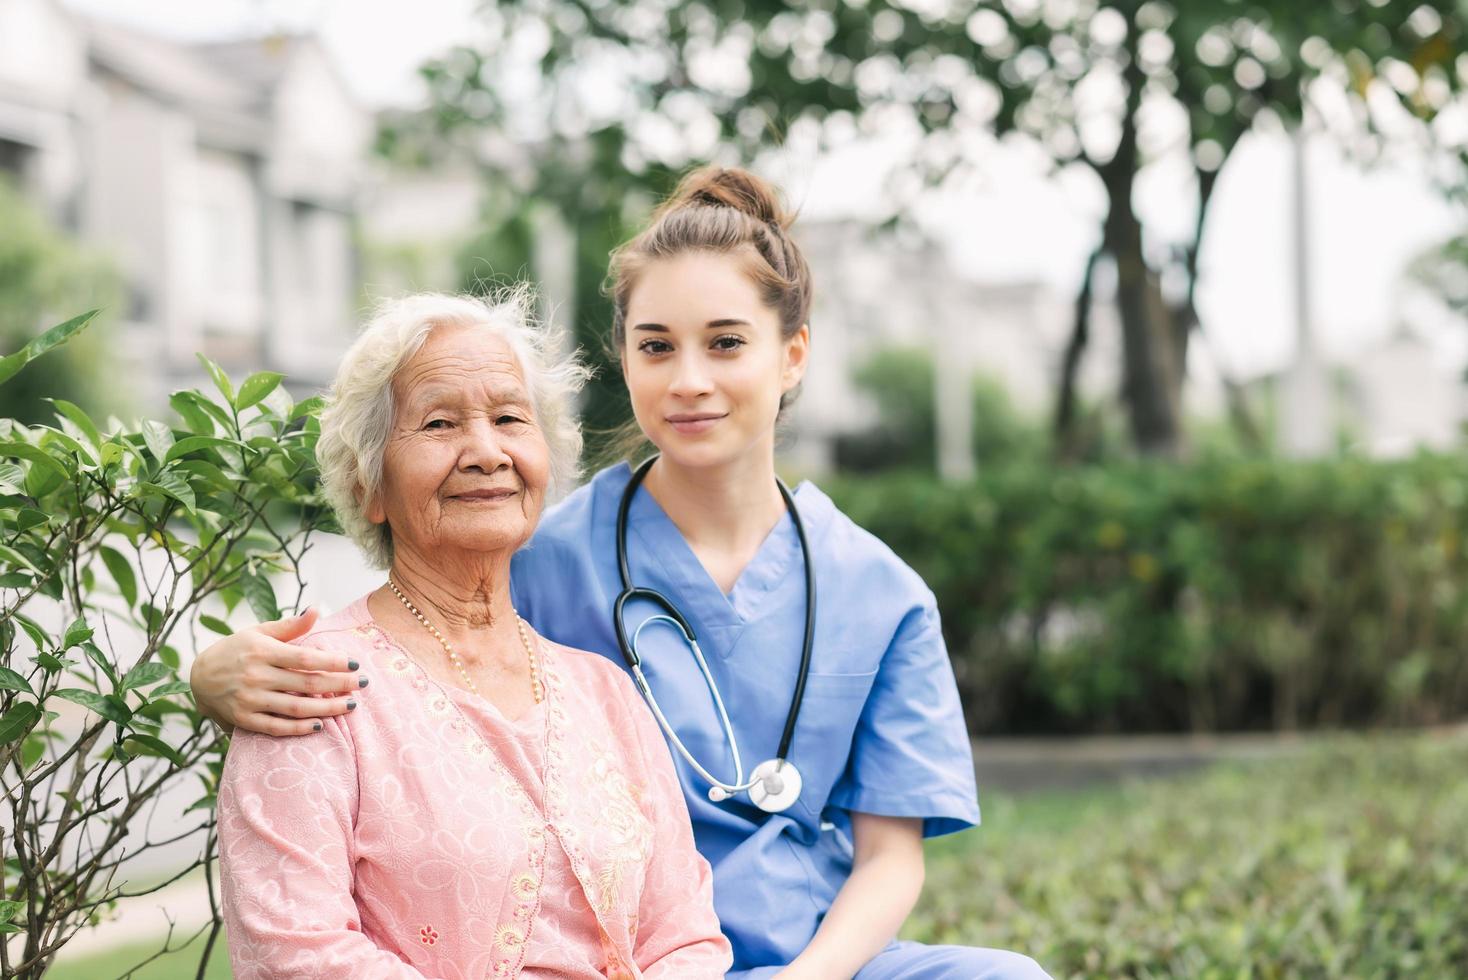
[122,733,188,767]
[0,899,23,922]
[0,572,32,588]
[18,613,54,651]
[63,616,93,649]
[199,614,233,636]
[0,441,70,485]
[148,679,192,698]
[164,435,239,463]
[290,395,325,422]
[196,353,234,404]
[24,460,64,499]
[235,371,284,411]
[169,391,216,435]
[121,661,172,692]
[242,567,279,621]
[185,792,218,814]
[82,641,117,683]
[13,507,48,532]
[99,546,138,607]
[140,420,175,464]
[46,398,102,448]
[34,653,66,672]
[141,471,196,513]
[158,644,180,670]
[0,311,100,387]
[0,666,34,696]
[0,701,39,744]
[160,470,196,513]
[53,689,132,724]
[0,461,24,489]
[20,733,45,770]
[38,427,95,465]
[0,543,40,573]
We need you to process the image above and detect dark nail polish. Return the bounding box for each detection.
[312,721,322,732]
[347,700,358,711]
[347,659,359,671]
[358,676,370,688]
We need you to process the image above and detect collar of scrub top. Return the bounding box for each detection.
[612,455,816,813]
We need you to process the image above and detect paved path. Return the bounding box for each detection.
[972,723,1468,793]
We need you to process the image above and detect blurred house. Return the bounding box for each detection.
[1265,329,1467,456]
[0,0,372,405]
[791,218,1126,471]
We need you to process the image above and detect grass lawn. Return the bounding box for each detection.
[47,935,229,980]
[906,729,1468,978]
[45,730,1466,978]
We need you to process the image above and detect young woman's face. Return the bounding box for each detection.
[622,250,808,472]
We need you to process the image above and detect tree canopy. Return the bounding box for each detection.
[413,0,1466,456]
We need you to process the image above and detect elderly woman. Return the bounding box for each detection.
[216,290,731,979]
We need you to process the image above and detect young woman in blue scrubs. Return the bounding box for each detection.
[190,168,1049,980]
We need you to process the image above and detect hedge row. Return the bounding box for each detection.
[824,453,1468,735]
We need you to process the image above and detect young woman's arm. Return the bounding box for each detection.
[775,813,925,980]
[189,608,362,735]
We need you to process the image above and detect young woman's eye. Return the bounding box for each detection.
[711,335,746,352]
[638,339,673,355]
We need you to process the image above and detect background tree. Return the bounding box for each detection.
[0,181,119,426]
[414,0,1465,457]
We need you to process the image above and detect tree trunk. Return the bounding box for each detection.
[1101,154,1184,457]
[1098,20,1184,457]
[1053,246,1103,460]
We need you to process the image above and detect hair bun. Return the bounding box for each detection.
[664,166,791,229]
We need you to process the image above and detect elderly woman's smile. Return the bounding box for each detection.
[366,323,550,558]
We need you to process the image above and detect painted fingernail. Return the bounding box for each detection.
[347,700,358,711]
[312,721,322,732]
[347,659,360,671]
[358,676,369,688]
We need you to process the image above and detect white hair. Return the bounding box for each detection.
[316,288,589,568]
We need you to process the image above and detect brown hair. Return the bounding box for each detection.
[608,166,813,351]
[594,166,814,466]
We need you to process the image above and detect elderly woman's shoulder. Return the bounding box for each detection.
[292,597,389,660]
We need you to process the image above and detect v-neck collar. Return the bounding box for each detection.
[604,462,830,633]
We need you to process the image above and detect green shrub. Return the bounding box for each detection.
[908,733,1468,978]
[826,454,1468,734]
[0,318,328,977]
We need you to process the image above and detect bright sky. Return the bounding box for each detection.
[63,0,1468,381]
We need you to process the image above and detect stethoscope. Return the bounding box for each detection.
[613,456,814,814]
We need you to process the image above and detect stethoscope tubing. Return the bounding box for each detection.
[613,455,816,801]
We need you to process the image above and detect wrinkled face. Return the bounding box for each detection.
[622,251,808,471]
[367,323,549,561]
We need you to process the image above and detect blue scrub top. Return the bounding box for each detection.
[510,464,980,973]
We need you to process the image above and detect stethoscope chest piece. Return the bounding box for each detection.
[747,758,803,813]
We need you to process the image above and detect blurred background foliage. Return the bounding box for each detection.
[0,180,119,425]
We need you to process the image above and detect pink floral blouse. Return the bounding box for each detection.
[218,596,731,979]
